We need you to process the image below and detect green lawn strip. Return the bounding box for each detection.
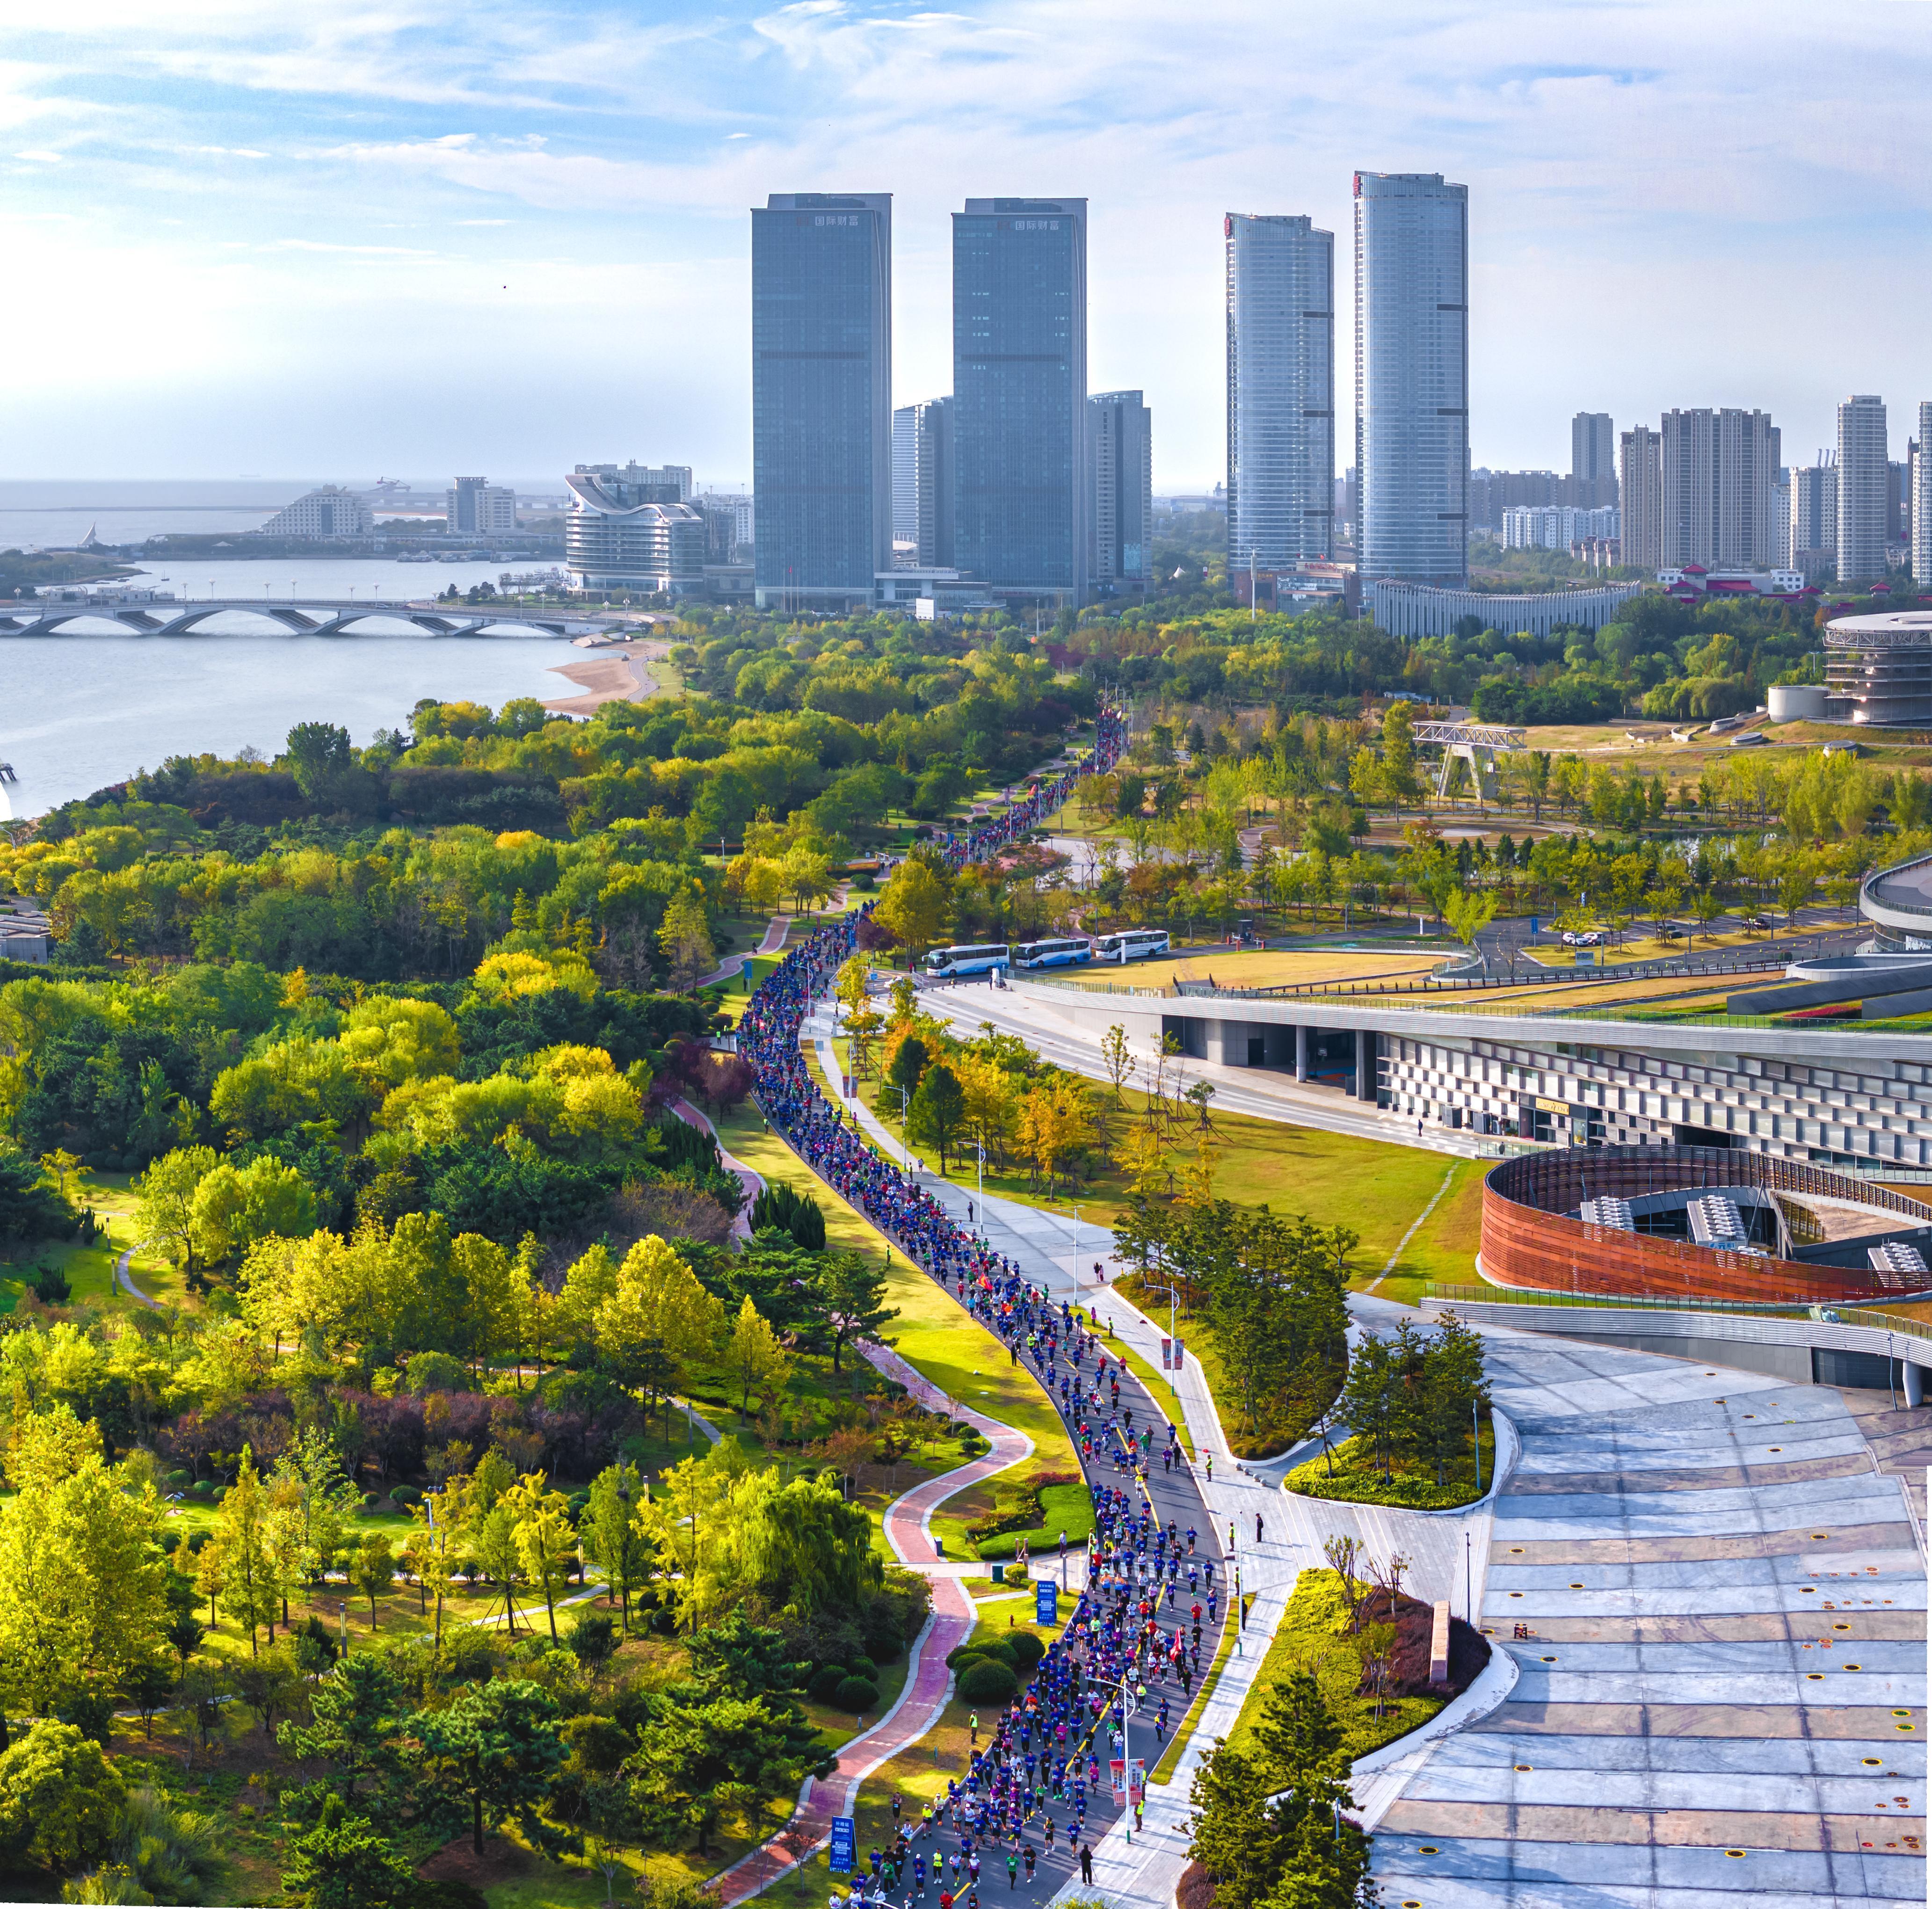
[1366,1158,1486,1308]
[1148,1590,1239,1787]
[800,1647,911,1754]
[1286,1424,1495,1511]
[1218,1568,1447,1767]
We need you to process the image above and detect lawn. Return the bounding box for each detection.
[1060,948,1446,993]
[1285,1421,1496,1510]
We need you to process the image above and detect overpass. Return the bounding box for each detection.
[0,599,612,640]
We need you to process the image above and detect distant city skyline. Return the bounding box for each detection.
[3,4,1929,486]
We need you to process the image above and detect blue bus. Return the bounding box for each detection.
[923,942,1011,978]
[1015,936,1095,972]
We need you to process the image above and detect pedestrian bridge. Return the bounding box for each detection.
[0,599,608,640]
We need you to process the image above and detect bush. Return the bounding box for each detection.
[956,1658,1017,1704]
[361,1493,380,1510]
[390,1485,421,1510]
[808,1664,849,1702]
[833,1676,879,1713]
[847,1654,877,1682]
[566,1611,617,1669]
[1005,1629,1045,1672]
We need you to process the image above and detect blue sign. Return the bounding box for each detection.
[1036,1578,1058,1624]
[829,1817,856,1873]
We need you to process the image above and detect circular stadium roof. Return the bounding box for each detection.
[1827,610,1932,645]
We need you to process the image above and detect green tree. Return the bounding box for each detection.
[280,1793,417,1909]
[0,1720,125,1874]
[277,1654,407,1802]
[907,1061,967,1176]
[211,1447,281,1655]
[817,1249,898,1376]
[725,1296,792,1419]
[579,1462,654,1633]
[506,1474,577,1643]
[628,1694,813,1857]
[132,1146,221,1287]
[656,889,717,992]
[418,1678,564,1858]
[349,1534,394,1631]
[885,1034,929,1102]
[872,859,951,961]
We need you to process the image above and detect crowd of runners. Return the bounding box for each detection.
[730,704,1229,1909]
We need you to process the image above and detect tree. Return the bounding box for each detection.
[418,1678,564,1858]
[0,1143,80,1248]
[133,1146,221,1286]
[628,1694,814,1857]
[278,1653,407,1802]
[120,1659,176,1742]
[1778,854,1816,931]
[0,1721,125,1874]
[1444,887,1496,955]
[211,1448,283,1655]
[594,1235,725,1417]
[656,889,717,992]
[506,1474,577,1642]
[907,1061,967,1176]
[872,859,950,962]
[725,1296,792,1419]
[281,1793,418,1909]
[885,1034,929,1103]
[349,1534,394,1630]
[579,1462,654,1632]
[1099,1023,1136,1103]
[833,953,872,1024]
[232,1644,300,1737]
[0,1404,168,1723]
[818,1250,898,1375]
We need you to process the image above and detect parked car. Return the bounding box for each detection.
[1740,914,1771,931]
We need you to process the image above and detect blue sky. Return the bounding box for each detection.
[4,0,1929,487]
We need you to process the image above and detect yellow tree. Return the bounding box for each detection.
[834,952,872,1022]
[725,1295,793,1419]
[411,1473,474,1648]
[595,1236,725,1420]
[212,1447,281,1657]
[1118,1124,1168,1197]
[0,1405,168,1717]
[1017,1075,1090,1196]
[506,1474,577,1642]
[872,859,951,962]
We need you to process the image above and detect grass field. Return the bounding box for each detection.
[1063,947,1447,994]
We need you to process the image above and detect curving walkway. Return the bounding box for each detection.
[670,1099,766,1241]
[115,1243,159,1310]
[711,1368,1033,1904]
[698,914,794,990]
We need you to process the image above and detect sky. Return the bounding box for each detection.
[3,1,1930,491]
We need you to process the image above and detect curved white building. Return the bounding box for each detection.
[564,467,706,594]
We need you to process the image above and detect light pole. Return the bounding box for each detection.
[976,1144,987,1241]
[899,1084,911,1175]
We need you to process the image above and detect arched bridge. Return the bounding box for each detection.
[0,599,611,640]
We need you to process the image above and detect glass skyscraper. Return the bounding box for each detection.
[891,397,953,568]
[952,198,1088,602]
[1225,213,1334,580]
[751,193,892,608]
[1353,172,1468,584]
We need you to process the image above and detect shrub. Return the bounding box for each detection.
[390,1485,421,1510]
[956,1659,1017,1704]
[847,1654,877,1681]
[808,1664,849,1702]
[1006,1629,1045,1672]
[566,1611,616,1669]
[833,1676,879,1713]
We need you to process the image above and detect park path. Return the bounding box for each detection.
[115,1243,159,1309]
[697,915,794,989]
[710,1378,1033,1905]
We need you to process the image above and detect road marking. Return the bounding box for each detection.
[1365,1166,1458,1294]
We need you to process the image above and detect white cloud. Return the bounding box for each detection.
[14,149,63,162]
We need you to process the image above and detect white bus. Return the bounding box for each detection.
[1093,929,1171,964]
[924,942,1012,978]
[1015,936,1095,972]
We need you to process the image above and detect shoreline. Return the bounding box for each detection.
[541,639,674,716]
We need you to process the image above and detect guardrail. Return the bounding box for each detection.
[1425,1282,1815,1318]
[1861,848,1932,922]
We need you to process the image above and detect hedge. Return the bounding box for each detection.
[956,1659,1018,1704]
[834,1676,880,1713]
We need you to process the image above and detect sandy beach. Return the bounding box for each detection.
[541,639,673,717]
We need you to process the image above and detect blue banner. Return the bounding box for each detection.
[1036,1578,1058,1624]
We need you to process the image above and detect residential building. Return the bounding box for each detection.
[1501,505,1620,550]
[1916,406,1932,588]
[1889,459,1912,552]
[1225,213,1335,581]
[1354,172,1468,583]
[1837,395,1890,585]
[1774,466,1792,568]
[446,477,517,539]
[952,197,1089,602]
[1791,456,1839,580]
[751,192,893,609]
[1570,412,1618,508]
[1089,390,1154,590]
[891,398,954,569]
[1655,408,1782,570]
[564,465,707,593]
[1619,428,1664,571]
[258,486,374,540]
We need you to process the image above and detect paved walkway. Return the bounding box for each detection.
[671,1098,766,1241]
[1373,1336,1927,1907]
[698,914,794,990]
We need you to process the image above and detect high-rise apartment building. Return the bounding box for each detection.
[446,476,517,538]
[1619,427,1663,571]
[1915,407,1932,588]
[952,198,1088,601]
[891,399,954,569]
[1225,213,1335,578]
[751,192,892,608]
[1353,172,1468,584]
[1089,390,1153,589]
[1570,413,1618,508]
[1657,408,1781,570]
[1790,457,1838,581]
[1837,395,1890,585]
[564,466,707,593]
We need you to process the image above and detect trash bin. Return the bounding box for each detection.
[935,1537,945,1559]
[991,1563,1005,1584]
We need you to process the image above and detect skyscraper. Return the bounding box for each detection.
[1657,408,1781,569]
[1353,172,1468,584]
[751,192,892,609]
[1915,406,1932,588]
[1791,457,1838,579]
[1620,426,1663,570]
[1837,395,1890,585]
[952,197,1088,602]
[1225,213,1334,579]
[1088,391,1153,590]
[891,398,953,569]
[1570,413,1617,508]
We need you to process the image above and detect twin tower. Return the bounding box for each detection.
[752,195,1135,612]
